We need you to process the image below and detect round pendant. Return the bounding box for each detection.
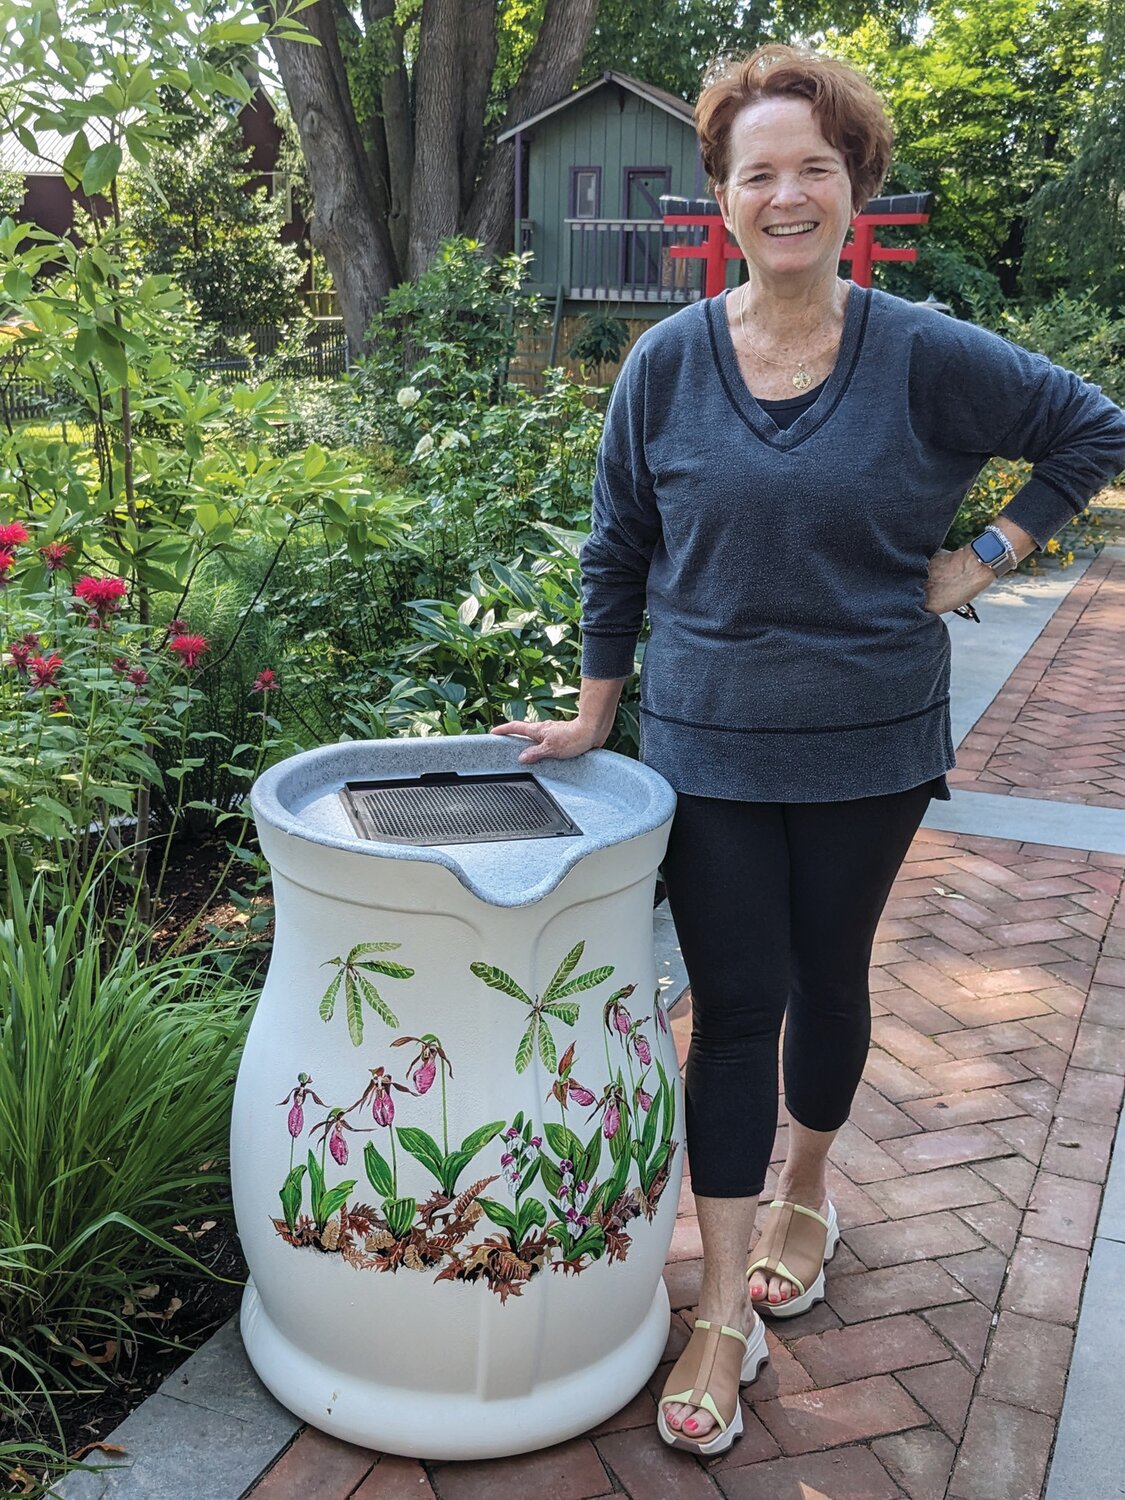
[792,368,812,391]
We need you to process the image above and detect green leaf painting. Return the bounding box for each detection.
[319,941,415,1046]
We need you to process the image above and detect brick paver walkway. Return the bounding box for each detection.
[246,829,1125,1500]
[950,554,1125,808]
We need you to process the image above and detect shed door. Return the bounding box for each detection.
[623,168,670,292]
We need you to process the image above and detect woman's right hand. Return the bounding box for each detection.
[490,717,605,765]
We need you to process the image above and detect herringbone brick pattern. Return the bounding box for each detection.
[951,555,1125,807]
[247,829,1125,1500]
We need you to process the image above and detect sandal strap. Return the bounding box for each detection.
[660,1319,747,1437]
[747,1199,830,1296]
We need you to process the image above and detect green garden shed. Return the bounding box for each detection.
[498,71,718,322]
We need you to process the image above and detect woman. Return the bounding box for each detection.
[493,45,1125,1456]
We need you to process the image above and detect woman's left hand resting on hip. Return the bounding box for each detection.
[924,518,1037,616]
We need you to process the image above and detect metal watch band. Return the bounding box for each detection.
[983,524,1018,572]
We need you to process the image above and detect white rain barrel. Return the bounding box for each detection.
[231,735,681,1458]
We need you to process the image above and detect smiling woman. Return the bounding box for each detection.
[489,42,1125,1461]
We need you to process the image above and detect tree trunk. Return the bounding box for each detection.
[269,0,396,351]
[465,0,599,253]
[458,0,498,216]
[364,0,413,278]
[408,0,462,277]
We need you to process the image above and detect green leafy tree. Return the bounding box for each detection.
[121,113,306,327]
[581,0,771,101]
[1023,0,1125,306]
[832,0,1104,299]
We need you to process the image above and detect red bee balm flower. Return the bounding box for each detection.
[74,575,127,617]
[169,633,210,669]
[0,522,29,547]
[0,548,15,584]
[29,654,64,688]
[251,668,278,694]
[6,640,32,673]
[39,540,73,571]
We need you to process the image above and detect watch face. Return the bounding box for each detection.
[972,531,1008,566]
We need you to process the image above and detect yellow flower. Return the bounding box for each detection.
[1045,538,1060,554]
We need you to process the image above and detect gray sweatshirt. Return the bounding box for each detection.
[580,286,1125,802]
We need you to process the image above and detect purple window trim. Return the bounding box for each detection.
[622,166,671,218]
[569,166,602,219]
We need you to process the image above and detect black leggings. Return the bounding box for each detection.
[662,784,933,1198]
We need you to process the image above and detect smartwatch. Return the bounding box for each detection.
[970,524,1018,576]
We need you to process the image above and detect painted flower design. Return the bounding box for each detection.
[310,1107,361,1165]
[349,1066,411,1127]
[277,1073,326,1137]
[628,1021,652,1067]
[391,1033,452,1096]
[546,1040,596,1110]
[603,984,636,1036]
[587,1081,628,1141]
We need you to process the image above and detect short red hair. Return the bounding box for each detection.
[695,45,893,212]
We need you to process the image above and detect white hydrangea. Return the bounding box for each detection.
[439,429,470,450]
[411,432,435,460]
[396,386,421,409]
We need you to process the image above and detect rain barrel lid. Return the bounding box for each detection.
[250,735,676,907]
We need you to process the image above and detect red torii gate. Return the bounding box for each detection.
[662,193,933,293]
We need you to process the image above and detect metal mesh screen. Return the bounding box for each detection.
[339,772,582,847]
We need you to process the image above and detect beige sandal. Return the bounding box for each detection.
[656,1315,769,1456]
[747,1199,839,1319]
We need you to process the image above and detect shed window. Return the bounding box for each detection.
[571,168,601,219]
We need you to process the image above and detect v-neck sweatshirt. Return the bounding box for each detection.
[580,286,1125,803]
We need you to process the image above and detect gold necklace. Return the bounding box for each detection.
[737,291,834,392]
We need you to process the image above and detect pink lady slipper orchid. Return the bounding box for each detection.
[277,1072,325,1137]
[566,1080,596,1107]
[603,983,636,1037]
[655,1003,668,1034]
[329,1121,349,1165]
[635,1080,653,1113]
[629,1023,652,1066]
[588,1083,627,1140]
[392,1033,452,1096]
[310,1106,356,1163]
[351,1065,411,1126]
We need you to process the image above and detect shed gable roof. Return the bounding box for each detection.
[496,71,695,143]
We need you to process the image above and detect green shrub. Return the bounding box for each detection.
[0,877,251,1462]
[340,530,642,758]
[986,293,1125,408]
